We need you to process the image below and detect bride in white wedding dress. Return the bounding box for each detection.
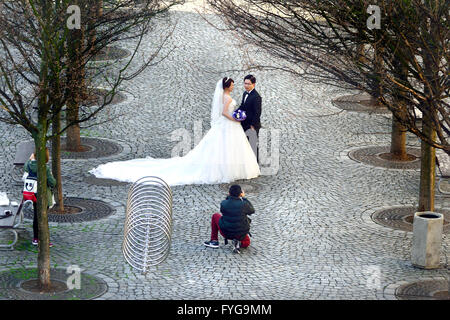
[89,77,261,186]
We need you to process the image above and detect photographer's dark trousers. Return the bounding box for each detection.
[31,201,49,240]
[32,202,38,239]
[210,213,250,248]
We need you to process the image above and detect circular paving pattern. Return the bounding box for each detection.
[2,5,450,301]
[22,136,128,161]
[24,197,116,223]
[439,179,450,194]
[60,137,123,159]
[90,46,131,62]
[348,146,421,169]
[0,268,108,300]
[21,279,67,293]
[81,88,127,107]
[84,174,131,187]
[395,279,450,300]
[332,94,390,114]
[371,206,450,233]
[220,180,263,194]
[11,165,25,185]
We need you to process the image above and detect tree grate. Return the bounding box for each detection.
[0,268,108,300]
[371,206,450,233]
[23,197,116,223]
[348,146,421,169]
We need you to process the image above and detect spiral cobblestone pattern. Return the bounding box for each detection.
[0,268,110,300]
[59,137,124,160]
[395,279,449,300]
[90,46,132,62]
[348,146,421,170]
[22,197,116,223]
[0,1,449,299]
[371,206,450,233]
[332,94,391,114]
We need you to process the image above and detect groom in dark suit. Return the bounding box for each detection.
[239,75,262,162]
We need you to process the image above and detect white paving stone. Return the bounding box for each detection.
[0,2,449,300]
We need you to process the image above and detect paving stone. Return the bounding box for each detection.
[0,1,449,300]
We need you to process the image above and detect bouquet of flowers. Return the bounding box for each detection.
[232,109,247,121]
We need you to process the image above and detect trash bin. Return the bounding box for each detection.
[411,211,444,269]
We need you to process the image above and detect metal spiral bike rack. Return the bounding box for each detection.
[122,176,173,273]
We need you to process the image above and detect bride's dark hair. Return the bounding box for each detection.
[222,77,234,89]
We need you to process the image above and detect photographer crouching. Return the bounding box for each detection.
[204,184,254,254]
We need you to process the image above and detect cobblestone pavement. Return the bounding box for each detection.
[0,1,449,300]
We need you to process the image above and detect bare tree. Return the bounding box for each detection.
[53,0,181,213]
[207,0,449,211]
[64,0,178,152]
[0,0,181,291]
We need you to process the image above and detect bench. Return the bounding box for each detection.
[11,140,35,184]
[0,193,30,250]
[436,150,450,194]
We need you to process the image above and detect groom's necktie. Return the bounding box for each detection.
[244,91,250,104]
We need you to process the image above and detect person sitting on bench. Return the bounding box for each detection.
[204,184,255,253]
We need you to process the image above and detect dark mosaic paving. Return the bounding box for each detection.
[349,146,421,169]
[81,88,127,107]
[11,137,125,184]
[83,174,131,187]
[396,279,450,300]
[11,165,25,185]
[60,137,123,159]
[24,197,116,223]
[371,206,450,233]
[332,94,390,114]
[220,180,264,195]
[91,46,131,62]
[439,179,450,194]
[0,268,108,300]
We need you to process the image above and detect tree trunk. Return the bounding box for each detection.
[98,1,103,19]
[88,0,103,51]
[33,130,51,291]
[356,43,365,64]
[369,43,383,102]
[389,55,410,161]
[65,104,82,151]
[390,117,408,160]
[418,4,439,212]
[418,111,436,211]
[65,25,86,152]
[51,111,64,212]
[35,0,52,292]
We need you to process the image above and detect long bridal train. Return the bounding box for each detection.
[90,80,260,186]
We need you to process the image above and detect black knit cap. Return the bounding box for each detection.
[229,184,242,197]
